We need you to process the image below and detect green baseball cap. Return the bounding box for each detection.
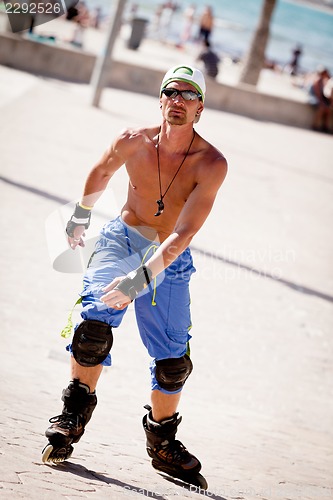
[160,65,206,102]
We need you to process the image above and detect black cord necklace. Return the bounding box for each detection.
[154,129,196,216]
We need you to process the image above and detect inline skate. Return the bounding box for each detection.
[143,405,208,489]
[42,378,97,463]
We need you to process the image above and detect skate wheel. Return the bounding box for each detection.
[193,473,208,490]
[42,444,54,463]
[151,460,208,490]
[42,443,73,464]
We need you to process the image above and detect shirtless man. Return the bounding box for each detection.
[42,65,227,488]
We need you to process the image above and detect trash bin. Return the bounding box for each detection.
[128,17,148,50]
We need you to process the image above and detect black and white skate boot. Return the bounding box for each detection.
[42,378,97,464]
[143,406,208,490]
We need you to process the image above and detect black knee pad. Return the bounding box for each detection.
[155,354,193,392]
[72,320,113,367]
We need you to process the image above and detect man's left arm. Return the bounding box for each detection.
[146,156,228,277]
[101,156,227,308]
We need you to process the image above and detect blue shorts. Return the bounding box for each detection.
[69,216,196,394]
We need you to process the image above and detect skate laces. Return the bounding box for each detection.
[49,413,82,431]
[158,439,189,464]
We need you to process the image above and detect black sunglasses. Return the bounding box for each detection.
[161,88,202,101]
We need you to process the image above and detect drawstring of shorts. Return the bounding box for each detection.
[60,296,82,338]
[141,244,159,306]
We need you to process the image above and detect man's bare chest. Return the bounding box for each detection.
[126,151,197,203]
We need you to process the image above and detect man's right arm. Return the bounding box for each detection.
[67,130,129,249]
[81,133,129,208]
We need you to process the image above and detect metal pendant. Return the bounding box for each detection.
[154,199,164,217]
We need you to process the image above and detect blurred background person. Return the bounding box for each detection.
[66,1,90,48]
[158,1,179,42]
[197,40,220,79]
[197,5,214,44]
[286,44,303,76]
[90,6,103,29]
[180,3,196,46]
[308,67,332,133]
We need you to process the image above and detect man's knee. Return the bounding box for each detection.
[155,354,193,392]
[72,320,113,367]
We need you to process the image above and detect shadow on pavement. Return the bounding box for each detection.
[45,460,230,499]
[45,461,169,499]
[2,173,332,305]
[191,245,333,304]
[157,472,229,499]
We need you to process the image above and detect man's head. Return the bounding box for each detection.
[160,65,206,102]
[160,65,206,124]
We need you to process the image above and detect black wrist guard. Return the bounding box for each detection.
[115,265,153,301]
[66,203,92,238]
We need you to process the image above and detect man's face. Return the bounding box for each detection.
[160,81,204,125]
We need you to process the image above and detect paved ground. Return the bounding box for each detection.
[0,64,333,500]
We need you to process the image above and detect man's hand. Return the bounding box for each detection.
[66,202,92,250]
[100,277,131,310]
[67,225,86,250]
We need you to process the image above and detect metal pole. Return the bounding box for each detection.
[91,0,127,107]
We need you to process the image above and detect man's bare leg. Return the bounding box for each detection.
[151,389,181,421]
[70,356,103,392]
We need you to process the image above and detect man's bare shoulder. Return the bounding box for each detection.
[195,133,228,183]
[115,125,159,150]
[109,125,159,164]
